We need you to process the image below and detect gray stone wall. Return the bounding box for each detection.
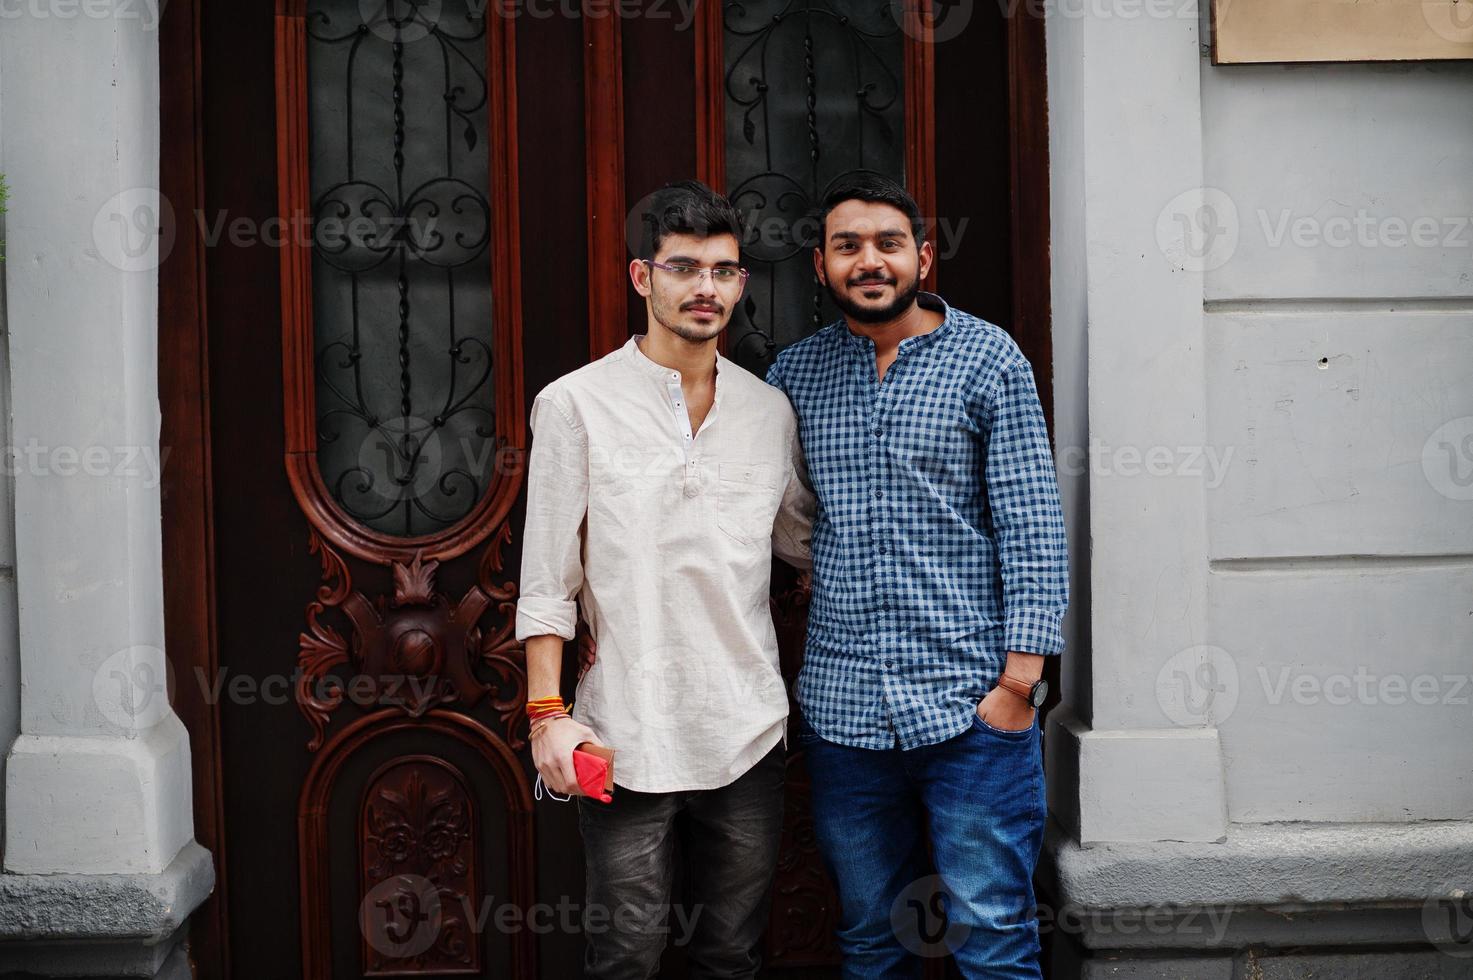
[0,114,16,872]
[1042,0,1473,974]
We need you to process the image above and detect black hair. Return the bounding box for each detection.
[815,171,926,247]
[636,180,745,259]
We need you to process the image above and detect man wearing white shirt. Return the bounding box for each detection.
[515,180,814,979]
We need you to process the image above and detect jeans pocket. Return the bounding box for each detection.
[971,711,1036,739]
[794,715,822,745]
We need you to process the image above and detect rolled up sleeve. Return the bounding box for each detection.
[515,392,588,642]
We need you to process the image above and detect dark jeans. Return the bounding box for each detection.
[576,744,786,980]
[799,712,1047,980]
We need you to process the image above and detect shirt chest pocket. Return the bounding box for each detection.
[716,460,779,546]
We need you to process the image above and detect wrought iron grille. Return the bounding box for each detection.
[306,0,497,538]
[722,0,907,374]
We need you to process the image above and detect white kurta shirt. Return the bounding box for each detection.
[515,335,815,792]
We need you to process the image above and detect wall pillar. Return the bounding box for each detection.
[0,2,213,974]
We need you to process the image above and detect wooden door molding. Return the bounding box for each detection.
[1007,0,1053,418]
[903,0,939,294]
[585,6,630,359]
[298,708,536,980]
[692,0,725,195]
[273,0,527,567]
[158,0,232,973]
[272,5,539,977]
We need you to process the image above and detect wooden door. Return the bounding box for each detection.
[159,0,1046,977]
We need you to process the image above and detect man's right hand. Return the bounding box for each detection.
[576,629,598,681]
[531,715,600,796]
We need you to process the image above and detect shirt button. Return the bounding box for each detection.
[684,483,699,498]
[883,659,894,669]
[874,489,884,499]
[879,544,889,555]
[880,600,890,611]
[874,428,884,438]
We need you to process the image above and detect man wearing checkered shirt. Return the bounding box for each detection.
[765,173,1068,979]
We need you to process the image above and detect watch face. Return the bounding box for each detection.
[1030,679,1050,707]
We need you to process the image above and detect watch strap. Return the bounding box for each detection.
[997,674,1036,704]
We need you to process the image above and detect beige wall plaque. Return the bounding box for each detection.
[1212,0,1473,63]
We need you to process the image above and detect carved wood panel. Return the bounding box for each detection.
[361,756,482,975]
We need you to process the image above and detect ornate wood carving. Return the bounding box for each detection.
[295,524,527,752]
[301,709,536,980]
[360,756,481,975]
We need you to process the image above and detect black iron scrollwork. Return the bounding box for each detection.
[722,0,906,374]
[307,0,497,537]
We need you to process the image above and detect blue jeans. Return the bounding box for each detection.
[799,710,1046,979]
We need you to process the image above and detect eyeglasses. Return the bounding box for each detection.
[645,259,751,287]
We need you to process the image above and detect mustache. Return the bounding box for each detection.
[849,276,897,287]
[680,301,726,314]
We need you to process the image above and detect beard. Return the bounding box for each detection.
[826,271,921,325]
[651,292,728,342]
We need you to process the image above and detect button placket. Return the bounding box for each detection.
[870,363,894,647]
[663,374,703,497]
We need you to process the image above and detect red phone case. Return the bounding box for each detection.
[573,742,615,803]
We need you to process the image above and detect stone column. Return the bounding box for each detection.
[0,2,212,975]
[1044,0,1227,849]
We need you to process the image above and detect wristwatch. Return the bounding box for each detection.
[996,673,1049,709]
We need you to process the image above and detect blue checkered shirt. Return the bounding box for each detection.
[766,292,1068,750]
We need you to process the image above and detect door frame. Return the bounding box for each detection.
[158,2,1052,977]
